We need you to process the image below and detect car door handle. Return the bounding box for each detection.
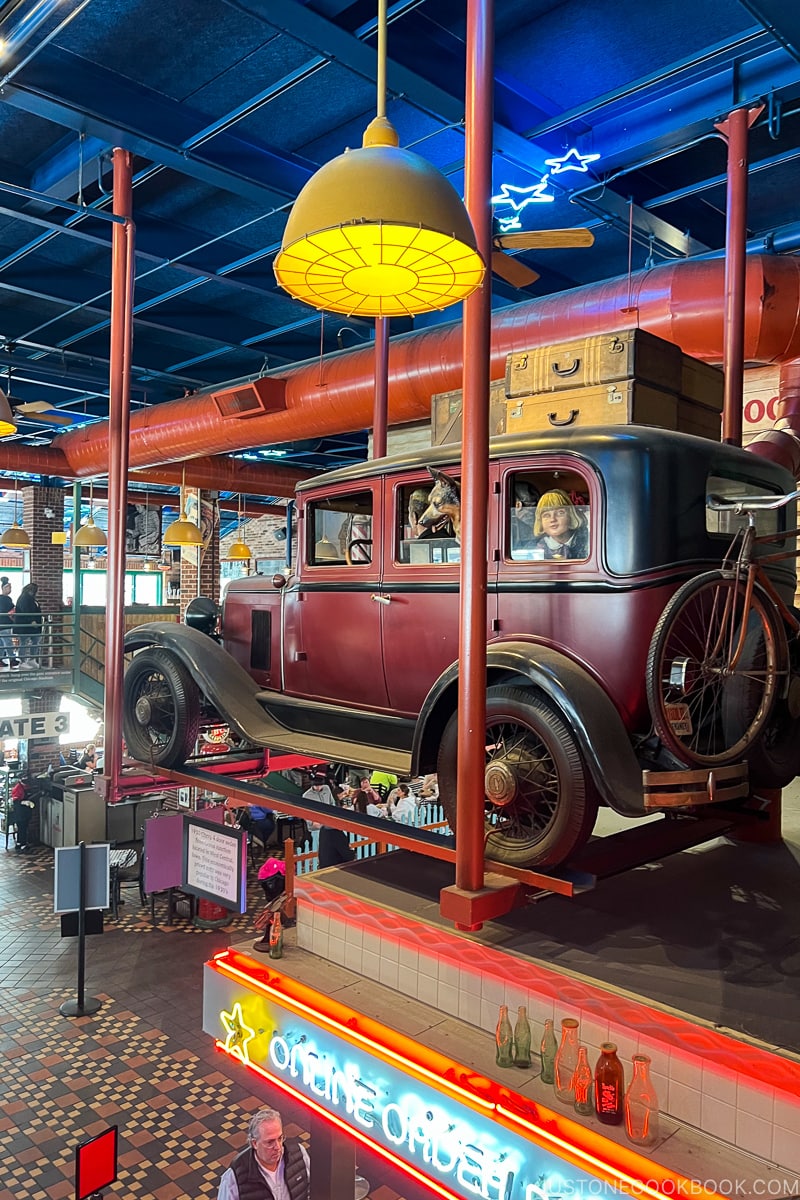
[370,593,391,605]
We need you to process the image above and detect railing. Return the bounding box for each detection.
[290,799,451,875]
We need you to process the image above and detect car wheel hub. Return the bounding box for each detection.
[134,696,154,724]
[485,760,517,808]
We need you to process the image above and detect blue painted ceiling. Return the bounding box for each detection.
[0,0,798,487]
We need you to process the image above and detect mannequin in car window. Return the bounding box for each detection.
[532,490,589,560]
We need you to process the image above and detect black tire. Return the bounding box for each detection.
[646,571,781,767]
[746,606,800,788]
[123,648,201,768]
[437,685,598,868]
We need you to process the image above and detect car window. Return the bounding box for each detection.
[308,491,373,566]
[507,471,591,562]
[396,478,461,565]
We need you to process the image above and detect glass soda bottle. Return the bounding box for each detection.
[625,1054,659,1147]
[540,1018,557,1084]
[573,1046,594,1116]
[554,1018,580,1104]
[513,1006,532,1069]
[495,1005,514,1068]
[594,1043,624,1124]
[269,911,284,959]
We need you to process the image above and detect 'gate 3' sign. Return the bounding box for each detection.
[0,711,70,740]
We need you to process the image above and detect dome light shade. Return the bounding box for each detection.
[163,511,204,547]
[0,388,16,437]
[0,520,29,548]
[226,539,252,561]
[73,515,107,547]
[274,117,484,317]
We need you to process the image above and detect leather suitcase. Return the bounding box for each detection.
[505,329,683,398]
[680,355,724,410]
[431,380,508,446]
[505,380,680,434]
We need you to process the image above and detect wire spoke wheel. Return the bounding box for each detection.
[438,685,597,868]
[123,648,201,768]
[646,571,782,767]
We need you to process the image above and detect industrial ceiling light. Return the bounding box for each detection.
[273,0,484,317]
[225,493,252,561]
[163,466,203,547]
[0,478,30,548]
[73,480,107,548]
[0,387,16,438]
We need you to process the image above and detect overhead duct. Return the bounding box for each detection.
[43,255,800,479]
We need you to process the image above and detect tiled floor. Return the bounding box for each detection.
[0,845,423,1200]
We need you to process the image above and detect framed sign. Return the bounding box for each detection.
[182,815,246,912]
[125,502,162,555]
[75,1124,117,1200]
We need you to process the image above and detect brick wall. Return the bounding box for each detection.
[22,486,65,613]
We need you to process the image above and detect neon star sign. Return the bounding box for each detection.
[492,147,600,231]
[220,1001,255,1064]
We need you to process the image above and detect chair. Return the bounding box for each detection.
[109,843,144,919]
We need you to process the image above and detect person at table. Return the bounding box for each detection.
[388,783,416,824]
[225,799,275,849]
[352,788,385,818]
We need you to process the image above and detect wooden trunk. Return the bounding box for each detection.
[431,380,508,446]
[505,380,721,440]
[505,329,684,398]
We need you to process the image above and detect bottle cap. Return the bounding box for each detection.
[600,1042,617,1052]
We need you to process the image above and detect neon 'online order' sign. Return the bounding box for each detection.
[204,955,614,1200]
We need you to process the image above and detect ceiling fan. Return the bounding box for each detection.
[491,226,595,288]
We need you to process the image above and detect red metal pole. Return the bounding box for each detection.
[716,105,762,446]
[455,0,493,906]
[104,148,135,800]
[372,317,389,458]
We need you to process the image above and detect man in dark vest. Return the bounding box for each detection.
[217,1107,309,1200]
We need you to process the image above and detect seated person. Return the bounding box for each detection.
[531,490,589,560]
[388,783,416,824]
[419,773,439,800]
[510,481,539,555]
[77,744,97,771]
[359,776,384,806]
[370,769,398,801]
[352,788,385,818]
[236,802,275,849]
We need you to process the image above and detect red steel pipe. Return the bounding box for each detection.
[455,0,493,907]
[104,148,134,802]
[716,105,762,446]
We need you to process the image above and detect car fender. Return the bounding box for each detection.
[412,640,646,817]
[124,622,279,744]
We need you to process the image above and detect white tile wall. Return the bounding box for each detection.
[295,887,800,1171]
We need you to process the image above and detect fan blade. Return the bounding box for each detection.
[495,228,595,250]
[491,250,540,288]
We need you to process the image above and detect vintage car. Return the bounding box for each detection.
[122,425,798,870]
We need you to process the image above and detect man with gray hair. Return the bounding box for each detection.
[217,1107,309,1200]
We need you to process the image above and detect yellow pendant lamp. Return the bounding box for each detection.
[225,493,252,561]
[163,466,203,547]
[0,478,30,548]
[273,0,484,318]
[73,480,107,548]
[0,387,17,438]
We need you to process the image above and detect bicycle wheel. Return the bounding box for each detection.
[646,571,783,767]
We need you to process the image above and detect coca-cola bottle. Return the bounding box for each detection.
[625,1054,659,1147]
[513,1006,532,1069]
[594,1043,624,1125]
[554,1018,580,1104]
[573,1046,594,1116]
[269,911,284,959]
[540,1018,557,1084]
[495,1005,514,1068]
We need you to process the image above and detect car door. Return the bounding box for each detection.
[379,471,498,716]
[283,483,389,709]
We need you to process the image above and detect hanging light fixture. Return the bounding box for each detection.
[225,493,252,561]
[0,386,17,438]
[273,0,484,317]
[73,480,107,548]
[163,466,203,547]
[314,533,339,561]
[0,478,30,548]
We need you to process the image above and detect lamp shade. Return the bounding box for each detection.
[163,510,203,547]
[274,117,484,317]
[226,539,252,561]
[0,388,16,437]
[73,516,107,548]
[0,520,30,548]
[314,534,339,561]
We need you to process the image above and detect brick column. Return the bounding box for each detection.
[180,492,220,619]
[22,485,65,612]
